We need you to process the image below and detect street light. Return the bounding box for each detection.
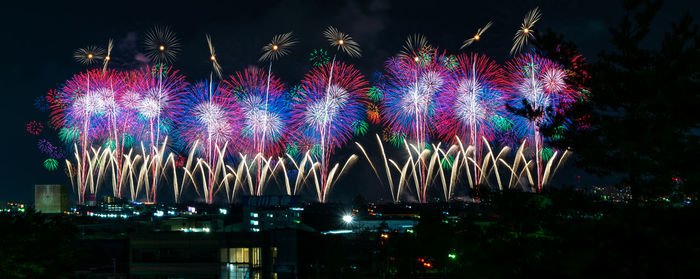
[342,214,353,224]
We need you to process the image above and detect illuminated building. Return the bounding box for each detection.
[129,230,298,279]
[34,184,69,214]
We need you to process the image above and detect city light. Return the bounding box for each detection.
[342,214,353,224]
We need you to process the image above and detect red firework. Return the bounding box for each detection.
[26,121,44,135]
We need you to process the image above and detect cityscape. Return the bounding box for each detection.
[1,0,698,278]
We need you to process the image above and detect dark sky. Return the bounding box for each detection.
[1,0,697,203]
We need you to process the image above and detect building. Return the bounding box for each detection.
[34,184,69,214]
[129,230,298,279]
[241,196,306,233]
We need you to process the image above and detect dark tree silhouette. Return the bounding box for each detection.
[0,210,78,278]
[567,0,700,200]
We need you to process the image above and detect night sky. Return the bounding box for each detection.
[1,0,696,203]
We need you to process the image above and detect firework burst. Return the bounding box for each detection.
[73,45,105,65]
[435,53,505,147]
[206,34,223,79]
[323,26,361,58]
[129,66,188,144]
[176,80,239,156]
[503,53,578,190]
[225,67,290,157]
[144,26,181,64]
[291,61,368,151]
[380,48,451,145]
[399,34,431,61]
[290,61,368,201]
[102,39,114,74]
[461,21,493,49]
[511,7,542,55]
[259,31,297,62]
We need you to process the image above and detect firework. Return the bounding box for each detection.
[435,53,505,180]
[380,48,451,146]
[206,34,223,79]
[38,139,56,155]
[461,21,493,49]
[58,127,81,143]
[259,31,297,62]
[129,66,188,145]
[290,61,368,201]
[44,158,59,171]
[102,39,113,74]
[511,7,542,55]
[144,26,181,64]
[176,80,239,202]
[323,26,361,58]
[309,49,330,67]
[26,121,44,135]
[399,34,431,61]
[226,67,290,157]
[73,45,105,65]
[503,53,578,190]
[33,95,50,111]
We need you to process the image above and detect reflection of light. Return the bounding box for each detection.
[322,229,353,235]
[342,215,353,224]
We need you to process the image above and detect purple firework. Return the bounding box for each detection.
[379,49,452,147]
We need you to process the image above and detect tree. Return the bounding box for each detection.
[0,210,78,278]
[567,0,699,200]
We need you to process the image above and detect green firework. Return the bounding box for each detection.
[390,132,406,148]
[441,154,455,169]
[286,143,299,157]
[541,147,554,161]
[491,115,513,132]
[352,120,368,136]
[444,55,458,70]
[309,49,330,67]
[43,158,59,171]
[367,87,383,102]
[58,127,80,143]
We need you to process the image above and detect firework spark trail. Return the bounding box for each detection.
[291,61,368,202]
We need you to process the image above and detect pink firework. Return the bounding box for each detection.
[290,61,369,202]
[380,49,452,148]
[224,67,290,157]
[503,53,579,191]
[435,53,506,181]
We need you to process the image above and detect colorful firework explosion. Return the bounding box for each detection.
[380,49,451,144]
[225,67,290,156]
